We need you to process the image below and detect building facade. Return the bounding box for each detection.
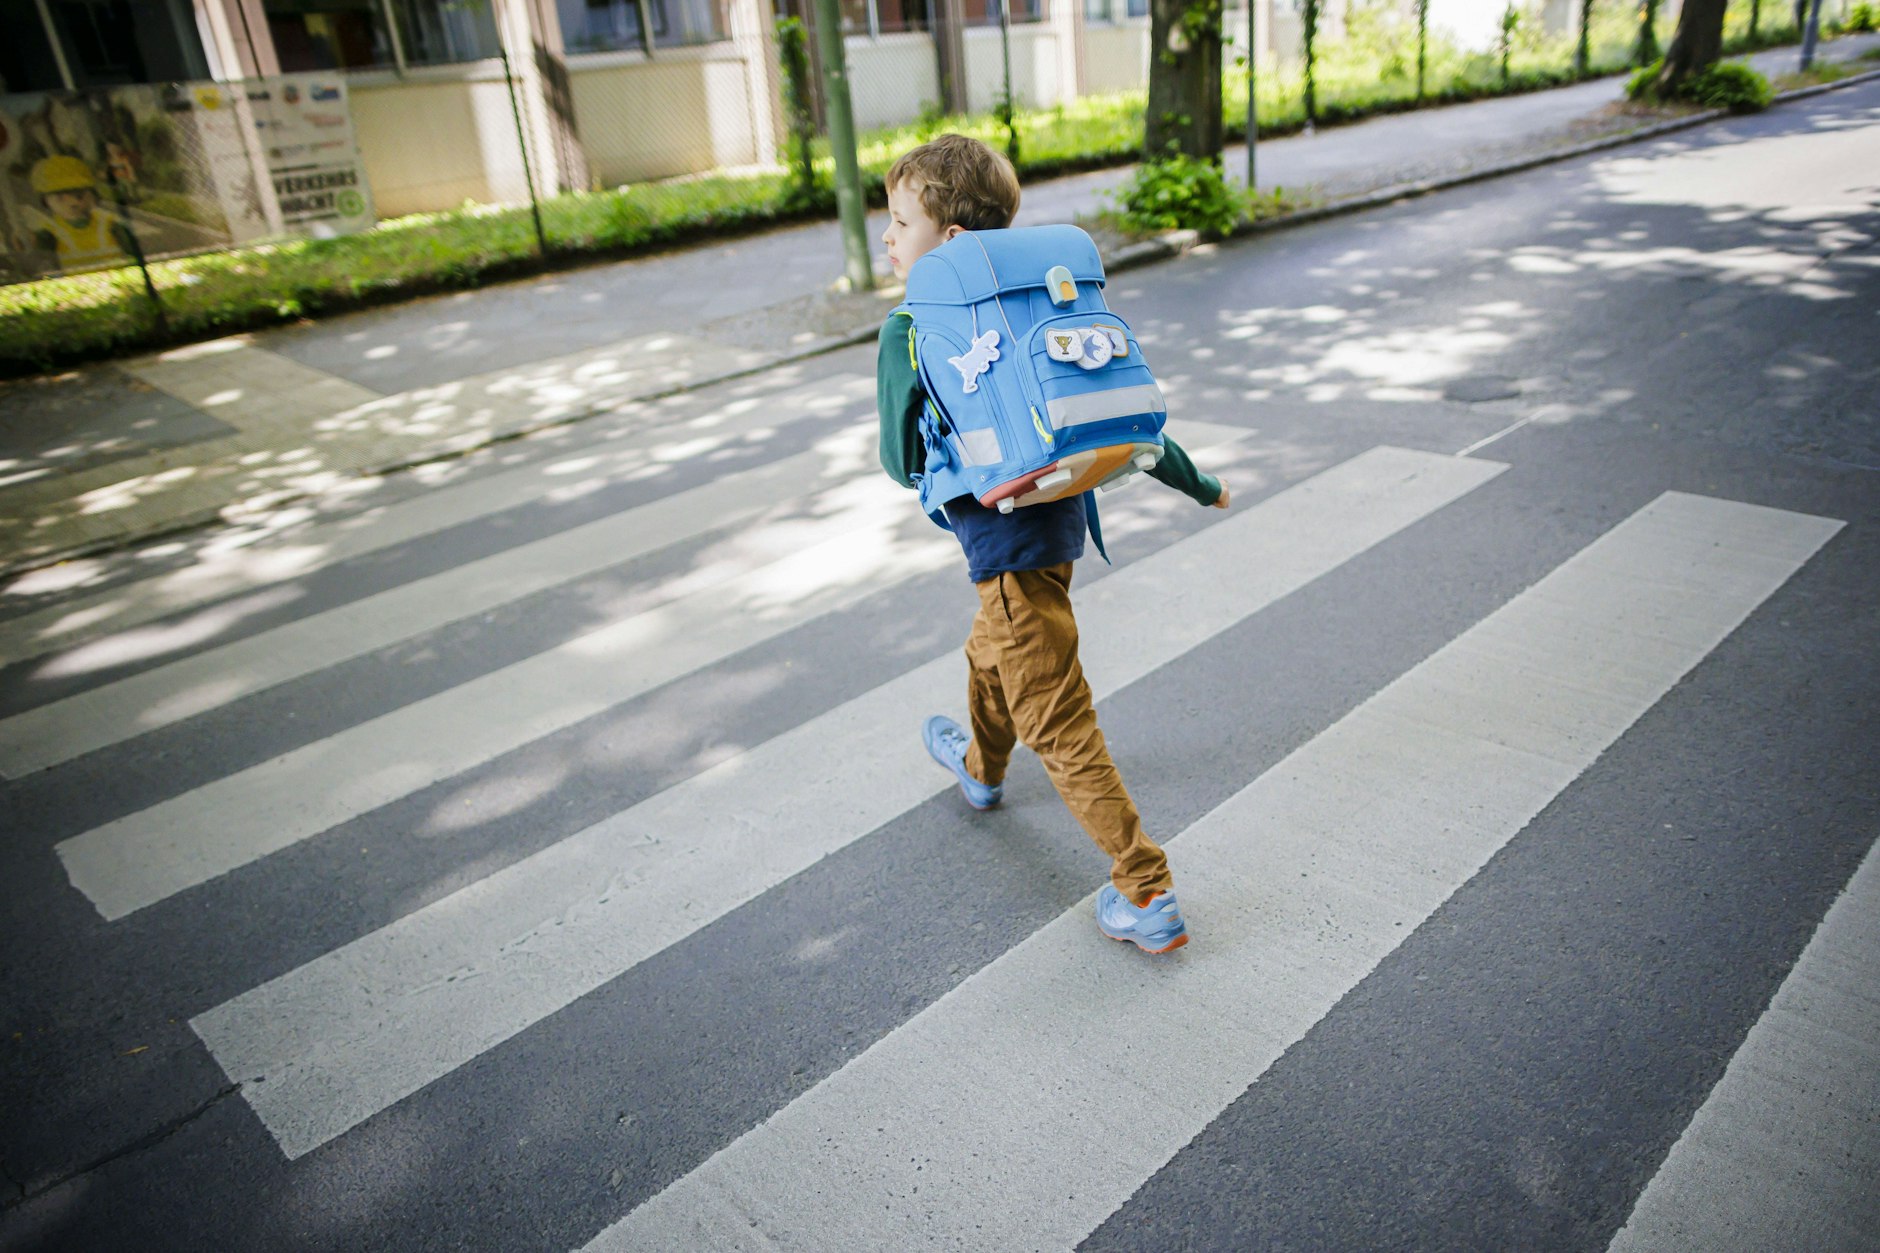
[4,0,1362,221]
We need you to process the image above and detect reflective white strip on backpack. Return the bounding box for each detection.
[957,427,1003,466]
[1045,383,1166,429]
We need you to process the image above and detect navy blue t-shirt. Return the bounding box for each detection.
[941,493,1086,583]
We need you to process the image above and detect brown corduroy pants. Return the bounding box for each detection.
[960,562,1174,904]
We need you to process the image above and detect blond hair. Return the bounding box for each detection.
[885,133,1020,232]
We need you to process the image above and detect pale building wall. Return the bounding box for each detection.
[569,47,763,187]
[847,34,944,130]
[241,0,1307,218]
[350,72,535,216]
[844,22,1068,129]
[1081,19,1151,94]
[961,23,1061,113]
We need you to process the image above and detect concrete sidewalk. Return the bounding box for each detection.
[2,35,1875,579]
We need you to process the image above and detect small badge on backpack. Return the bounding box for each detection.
[949,329,1002,394]
[1045,328,1084,362]
[1076,330,1114,370]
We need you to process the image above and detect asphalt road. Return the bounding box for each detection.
[2,80,1876,1252]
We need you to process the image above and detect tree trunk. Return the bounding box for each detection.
[1146,0,1224,160]
[1417,0,1429,96]
[1633,0,1662,65]
[1656,0,1728,91]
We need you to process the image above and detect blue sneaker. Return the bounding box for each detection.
[922,715,1002,810]
[1096,886,1189,953]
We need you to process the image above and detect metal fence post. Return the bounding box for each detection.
[1800,0,1825,67]
[84,92,167,332]
[498,36,549,256]
[810,0,875,291]
[635,0,658,56]
[999,0,1019,163]
[1245,11,1258,189]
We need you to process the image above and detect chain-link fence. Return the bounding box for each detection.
[2,78,374,284]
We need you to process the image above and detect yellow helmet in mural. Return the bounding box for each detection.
[31,154,98,195]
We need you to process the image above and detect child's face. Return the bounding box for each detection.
[882,179,958,279]
[44,188,97,225]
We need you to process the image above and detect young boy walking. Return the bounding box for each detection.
[876,134,1230,954]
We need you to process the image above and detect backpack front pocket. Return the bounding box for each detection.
[1027,313,1166,438]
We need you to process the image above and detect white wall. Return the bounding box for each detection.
[1081,19,1151,94]
[350,71,529,217]
[963,23,1062,113]
[844,22,1071,129]
[846,33,943,130]
[569,47,762,186]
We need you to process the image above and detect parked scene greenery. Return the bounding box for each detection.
[1108,150,1249,237]
[1628,56,1775,107]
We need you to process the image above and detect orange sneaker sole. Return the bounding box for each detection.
[1108,930,1189,954]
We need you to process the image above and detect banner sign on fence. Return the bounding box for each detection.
[0,75,373,287]
[247,77,374,235]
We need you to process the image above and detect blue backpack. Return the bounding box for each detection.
[893,225,1167,539]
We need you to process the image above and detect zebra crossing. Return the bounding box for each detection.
[2,377,1870,1250]
[585,491,1842,1251]
[189,441,1501,1160]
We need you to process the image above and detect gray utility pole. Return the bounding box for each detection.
[1245,17,1258,189]
[1799,0,1825,69]
[809,0,875,292]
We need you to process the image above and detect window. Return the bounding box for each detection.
[0,3,66,91]
[1083,0,1112,21]
[391,0,502,64]
[3,0,211,90]
[876,0,930,32]
[962,0,1044,26]
[266,0,396,70]
[840,0,929,34]
[556,0,726,51]
[265,0,501,71]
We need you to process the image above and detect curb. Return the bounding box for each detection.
[9,61,1877,579]
[1109,62,1880,271]
[0,332,884,581]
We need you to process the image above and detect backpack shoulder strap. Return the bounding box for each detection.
[1083,493,1110,566]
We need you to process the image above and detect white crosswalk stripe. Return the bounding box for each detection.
[2,418,954,778]
[190,443,1503,1159]
[583,491,1843,1251]
[18,412,1870,1248]
[0,374,876,667]
[1609,835,1880,1252]
[0,417,1245,777]
[0,439,847,777]
[50,423,1255,920]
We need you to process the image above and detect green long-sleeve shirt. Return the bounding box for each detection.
[875,312,1223,507]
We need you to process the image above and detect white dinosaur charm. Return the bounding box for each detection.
[948,330,1001,394]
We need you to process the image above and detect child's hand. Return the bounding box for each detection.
[1212,482,1231,510]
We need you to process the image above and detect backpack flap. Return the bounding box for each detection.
[902,225,1104,306]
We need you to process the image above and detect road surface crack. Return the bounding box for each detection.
[0,1084,239,1211]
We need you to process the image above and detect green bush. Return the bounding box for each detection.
[1848,3,1876,30]
[1110,152,1243,237]
[1626,57,1771,111]
[1686,61,1774,110]
[1625,58,1665,99]
[774,16,823,210]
